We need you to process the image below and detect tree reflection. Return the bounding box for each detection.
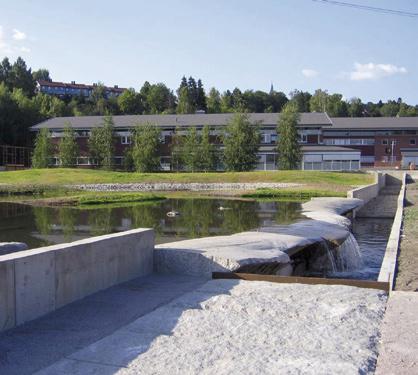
[33,206,54,236]
[59,207,77,241]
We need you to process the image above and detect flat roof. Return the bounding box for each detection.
[30,113,332,130]
[330,117,418,130]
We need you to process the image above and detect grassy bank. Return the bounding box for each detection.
[242,188,347,199]
[0,168,373,186]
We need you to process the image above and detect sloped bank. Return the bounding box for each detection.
[155,197,363,278]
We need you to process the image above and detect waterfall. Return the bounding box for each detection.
[334,233,363,272]
[322,241,337,273]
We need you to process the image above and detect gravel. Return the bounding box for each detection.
[70,182,301,192]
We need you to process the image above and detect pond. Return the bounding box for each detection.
[0,199,303,250]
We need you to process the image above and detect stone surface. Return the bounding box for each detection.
[0,242,28,256]
[375,291,418,375]
[36,280,387,375]
[0,273,206,375]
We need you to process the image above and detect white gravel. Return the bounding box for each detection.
[36,279,387,375]
[70,182,301,192]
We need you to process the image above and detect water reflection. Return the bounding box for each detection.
[0,199,303,249]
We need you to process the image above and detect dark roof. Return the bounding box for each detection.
[36,80,126,93]
[301,145,360,153]
[330,117,418,130]
[31,113,332,130]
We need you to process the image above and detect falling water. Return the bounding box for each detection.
[334,233,363,272]
[322,240,337,273]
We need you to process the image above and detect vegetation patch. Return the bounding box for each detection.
[242,188,347,199]
[76,192,165,206]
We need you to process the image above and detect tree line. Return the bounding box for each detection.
[32,103,302,172]
[1,56,417,147]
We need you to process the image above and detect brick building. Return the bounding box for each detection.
[30,113,418,170]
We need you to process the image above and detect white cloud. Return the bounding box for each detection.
[0,26,31,57]
[349,62,407,81]
[12,28,26,41]
[301,68,319,78]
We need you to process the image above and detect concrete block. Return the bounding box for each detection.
[15,252,55,325]
[55,229,154,309]
[0,259,15,331]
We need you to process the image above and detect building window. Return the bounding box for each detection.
[410,139,416,145]
[299,134,308,143]
[121,136,131,145]
[261,134,271,144]
[382,139,388,145]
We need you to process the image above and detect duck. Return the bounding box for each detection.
[167,211,180,217]
[218,206,231,211]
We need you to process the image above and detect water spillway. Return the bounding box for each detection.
[154,197,365,278]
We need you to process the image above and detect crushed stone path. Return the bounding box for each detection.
[375,291,418,375]
[36,280,387,375]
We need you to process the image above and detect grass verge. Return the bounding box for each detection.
[242,188,347,199]
[0,168,373,187]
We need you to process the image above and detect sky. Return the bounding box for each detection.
[0,0,417,104]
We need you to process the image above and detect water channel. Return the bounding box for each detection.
[0,198,392,280]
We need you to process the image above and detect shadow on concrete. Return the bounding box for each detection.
[0,272,217,375]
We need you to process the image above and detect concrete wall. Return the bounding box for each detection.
[378,173,407,289]
[0,228,153,332]
[347,172,386,205]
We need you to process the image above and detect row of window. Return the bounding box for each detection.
[381,139,416,145]
[324,139,375,146]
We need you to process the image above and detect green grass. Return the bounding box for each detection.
[242,188,347,199]
[0,168,373,187]
[75,192,165,206]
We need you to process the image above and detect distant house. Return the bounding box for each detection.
[35,80,126,98]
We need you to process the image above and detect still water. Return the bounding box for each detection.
[0,199,303,249]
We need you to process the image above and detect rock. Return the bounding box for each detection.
[0,242,28,255]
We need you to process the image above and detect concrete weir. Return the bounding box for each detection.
[155,197,363,278]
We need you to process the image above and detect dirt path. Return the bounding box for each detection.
[395,177,418,291]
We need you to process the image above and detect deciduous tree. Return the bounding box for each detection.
[88,116,115,169]
[277,102,301,170]
[131,123,161,172]
[222,113,260,171]
[32,128,52,168]
[59,123,79,167]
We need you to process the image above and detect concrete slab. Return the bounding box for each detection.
[375,291,418,375]
[0,273,205,375]
[37,280,387,375]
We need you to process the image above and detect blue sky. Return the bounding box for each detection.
[0,0,417,103]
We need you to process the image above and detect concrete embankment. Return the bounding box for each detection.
[0,229,153,332]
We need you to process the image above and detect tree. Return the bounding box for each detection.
[182,126,200,172]
[32,128,52,168]
[309,89,329,112]
[398,103,418,117]
[170,126,184,171]
[131,123,161,172]
[222,113,260,171]
[32,69,51,82]
[289,90,311,112]
[196,79,207,111]
[348,97,364,117]
[277,102,301,170]
[146,83,176,114]
[199,125,217,171]
[10,57,35,97]
[59,123,79,167]
[117,88,143,114]
[380,100,400,117]
[177,86,195,114]
[207,88,221,113]
[88,116,115,169]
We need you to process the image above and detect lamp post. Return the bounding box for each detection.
[391,140,396,165]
